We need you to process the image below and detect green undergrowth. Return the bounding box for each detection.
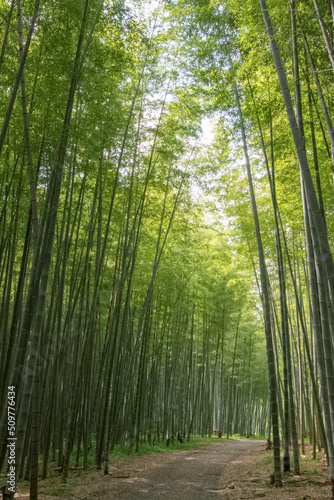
[39,479,77,498]
[66,433,264,468]
[111,435,215,459]
[67,435,216,468]
[261,442,325,478]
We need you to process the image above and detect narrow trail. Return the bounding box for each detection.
[70,439,265,500]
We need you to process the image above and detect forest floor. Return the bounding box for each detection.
[14,439,331,499]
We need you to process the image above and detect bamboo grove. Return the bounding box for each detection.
[0,0,334,498]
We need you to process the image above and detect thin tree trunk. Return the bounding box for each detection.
[0,0,40,156]
[313,0,334,71]
[0,0,15,72]
[233,78,282,487]
[259,0,334,306]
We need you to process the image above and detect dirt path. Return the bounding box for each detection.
[67,439,264,500]
[36,439,331,500]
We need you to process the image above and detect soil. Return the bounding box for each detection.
[14,439,331,500]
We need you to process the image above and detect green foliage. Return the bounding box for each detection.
[3,0,331,488]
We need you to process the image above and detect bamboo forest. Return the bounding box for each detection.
[1,0,334,498]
